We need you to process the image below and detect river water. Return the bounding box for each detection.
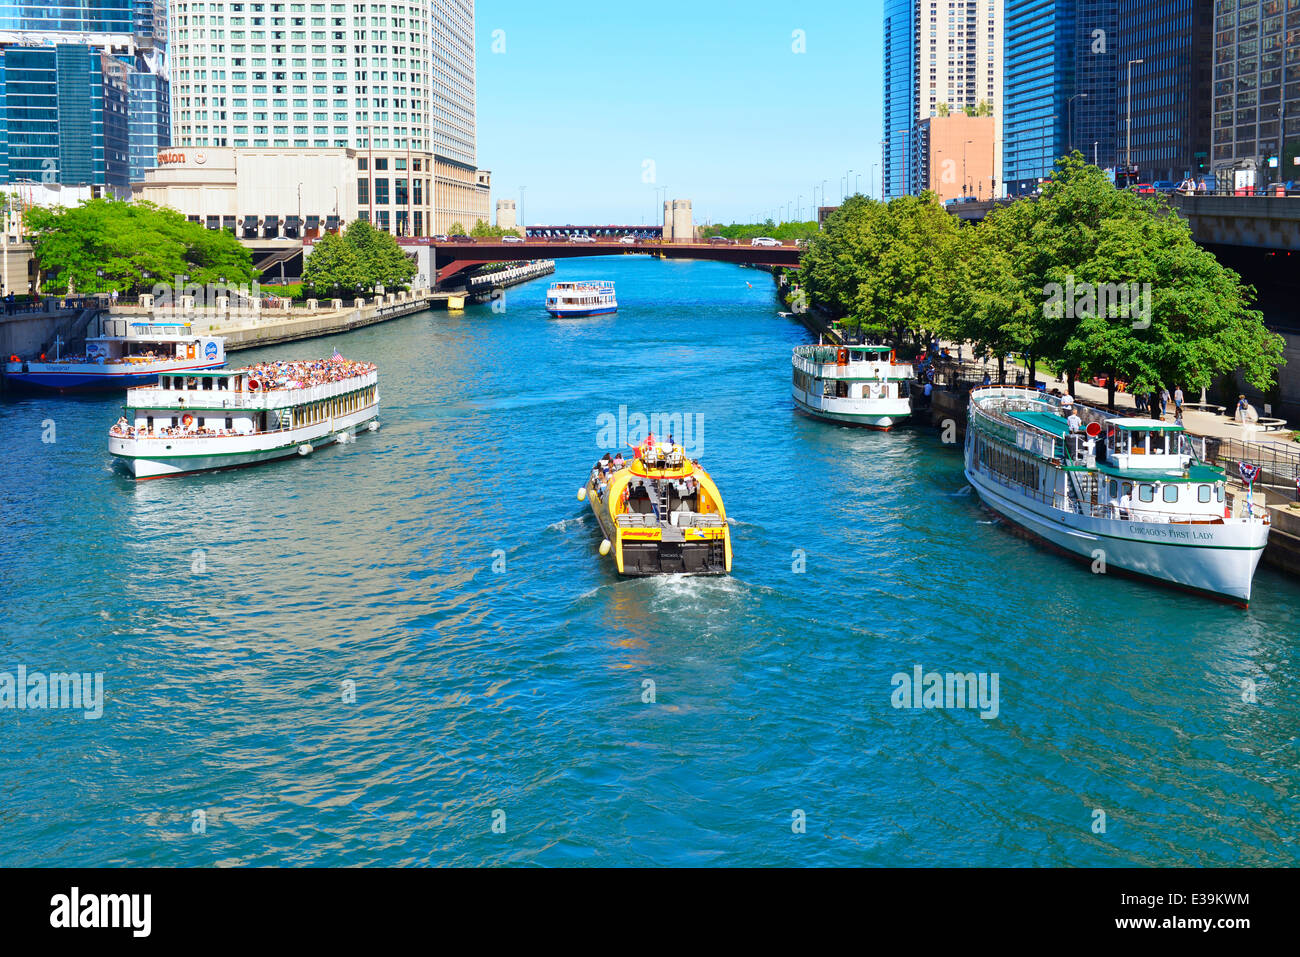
[2,255,1297,866]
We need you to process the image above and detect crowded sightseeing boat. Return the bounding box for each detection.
[791,343,914,429]
[579,437,731,575]
[964,385,1271,603]
[5,317,226,391]
[545,280,618,318]
[108,355,380,479]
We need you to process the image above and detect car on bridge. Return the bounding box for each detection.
[708,235,738,245]
[750,236,781,247]
[449,234,474,242]
[570,234,597,243]
[501,234,525,243]
[432,234,449,242]
[618,235,638,245]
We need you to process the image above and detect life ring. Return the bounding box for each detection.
[182,413,194,428]
[836,347,848,365]
[248,378,261,391]
[889,349,896,364]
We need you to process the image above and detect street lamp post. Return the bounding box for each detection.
[797,194,803,220]
[520,186,526,233]
[1067,93,1088,154]
[962,139,974,196]
[845,169,853,200]
[1126,58,1145,187]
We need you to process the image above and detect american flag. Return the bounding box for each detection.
[332,348,343,361]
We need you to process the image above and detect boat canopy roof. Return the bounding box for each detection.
[1112,418,1184,431]
[1007,410,1070,439]
[1096,461,1223,483]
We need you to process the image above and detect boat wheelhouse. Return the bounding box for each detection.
[108,357,380,479]
[791,343,914,429]
[582,442,731,575]
[545,281,617,317]
[4,316,225,391]
[964,386,1270,603]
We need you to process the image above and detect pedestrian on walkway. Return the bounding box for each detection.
[1135,391,1147,414]
[1174,387,1184,415]
[1236,394,1250,425]
[1160,387,1170,418]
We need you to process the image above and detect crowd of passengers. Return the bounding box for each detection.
[110,417,249,438]
[242,357,376,389]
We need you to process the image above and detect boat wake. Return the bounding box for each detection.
[546,515,588,533]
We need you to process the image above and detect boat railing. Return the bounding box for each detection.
[977,464,1267,526]
[126,371,377,409]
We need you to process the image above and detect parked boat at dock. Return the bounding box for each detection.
[580,441,731,575]
[791,343,914,429]
[545,280,617,317]
[5,317,225,392]
[964,385,1270,603]
[108,356,379,479]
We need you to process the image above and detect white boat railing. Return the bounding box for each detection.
[125,371,377,410]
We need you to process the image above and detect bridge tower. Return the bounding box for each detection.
[495,199,519,235]
[662,199,694,241]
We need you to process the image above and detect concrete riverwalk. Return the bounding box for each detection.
[104,289,458,352]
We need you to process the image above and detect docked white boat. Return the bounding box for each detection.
[108,356,380,479]
[964,386,1270,604]
[545,280,617,317]
[5,316,225,392]
[791,343,914,429]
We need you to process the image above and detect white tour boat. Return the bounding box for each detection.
[964,385,1270,604]
[545,280,617,317]
[108,356,380,479]
[791,343,914,429]
[5,316,225,391]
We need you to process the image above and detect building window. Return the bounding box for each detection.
[357,178,369,204]
[358,156,368,170]
[374,177,389,204]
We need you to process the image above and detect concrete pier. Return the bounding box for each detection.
[105,290,452,353]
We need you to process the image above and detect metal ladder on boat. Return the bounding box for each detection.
[1071,472,1099,516]
[707,535,725,570]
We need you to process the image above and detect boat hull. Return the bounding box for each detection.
[4,359,226,392]
[792,392,911,430]
[111,404,379,479]
[546,306,617,318]
[585,473,730,576]
[965,465,1268,603]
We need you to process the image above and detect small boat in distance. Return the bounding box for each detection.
[964,385,1270,603]
[545,280,617,317]
[109,355,380,479]
[5,316,225,392]
[580,440,731,575]
[791,343,914,430]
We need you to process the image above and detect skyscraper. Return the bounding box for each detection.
[1114,0,1213,184]
[168,0,487,234]
[883,0,1003,200]
[0,0,170,190]
[1210,0,1300,189]
[1002,1,1075,196]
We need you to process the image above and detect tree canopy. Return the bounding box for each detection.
[794,152,1285,399]
[302,218,417,295]
[26,199,257,295]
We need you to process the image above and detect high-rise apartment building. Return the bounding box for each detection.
[1002,1,1075,195]
[168,0,487,235]
[1210,0,1300,188]
[0,0,170,189]
[1114,0,1213,184]
[884,0,1003,200]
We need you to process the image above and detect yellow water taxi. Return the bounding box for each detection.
[579,441,732,575]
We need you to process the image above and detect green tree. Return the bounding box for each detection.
[340,218,417,290]
[447,221,467,236]
[301,231,364,296]
[26,199,256,294]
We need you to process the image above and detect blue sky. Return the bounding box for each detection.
[475,0,884,227]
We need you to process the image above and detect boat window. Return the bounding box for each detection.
[1162,485,1178,504]
[1138,484,1154,503]
[1216,484,1225,503]
[1198,485,1211,503]
[1122,482,1132,498]
[1109,480,1119,497]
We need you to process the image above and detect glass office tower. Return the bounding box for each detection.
[1114,0,1213,183]
[883,0,917,199]
[1002,0,1075,195]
